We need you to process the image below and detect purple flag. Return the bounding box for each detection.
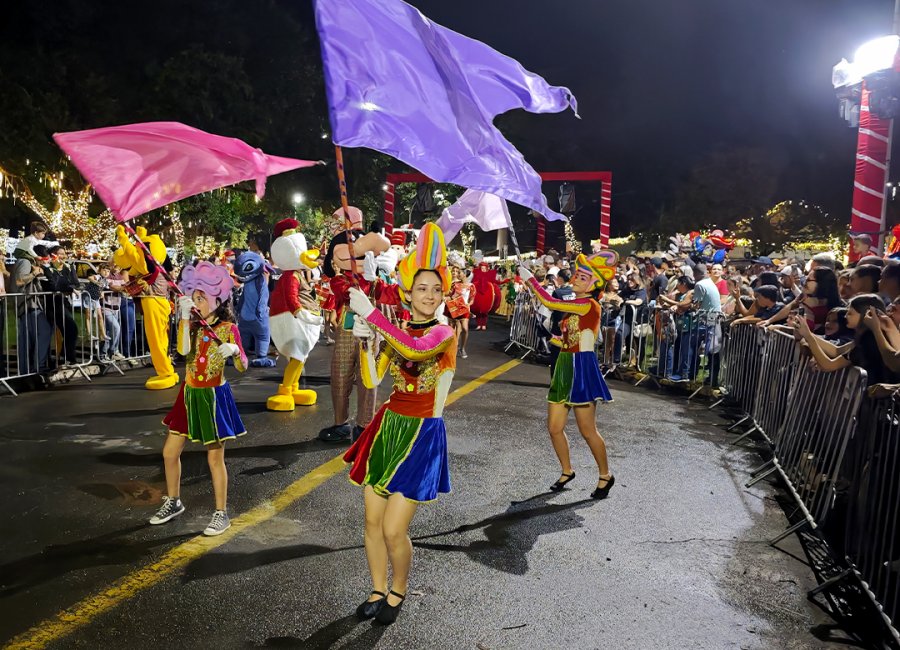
[315,0,577,222]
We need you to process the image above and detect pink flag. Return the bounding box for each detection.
[53,122,318,222]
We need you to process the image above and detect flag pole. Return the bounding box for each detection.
[120,222,224,344]
[334,145,360,281]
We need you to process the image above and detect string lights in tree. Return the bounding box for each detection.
[0,164,116,257]
[564,217,581,255]
[460,222,475,260]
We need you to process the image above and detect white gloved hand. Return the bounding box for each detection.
[347,286,376,318]
[434,302,448,325]
[352,316,374,339]
[362,251,378,282]
[518,266,534,282]
[177,296,196,319]
[214,342,240,360]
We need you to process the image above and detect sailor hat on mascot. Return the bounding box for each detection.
[113,225,179,390]
[267,218,324,411]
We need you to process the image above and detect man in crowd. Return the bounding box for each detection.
[689,265,723,383]
[880,262,900,303]
[41,245,81,367]
[850,264,881,298]
[730,285,785,327]
[13,244,52,375]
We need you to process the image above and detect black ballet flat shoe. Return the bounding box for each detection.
[591,475,615,500]
[549,471,576,492]
[355,590,387,620]
[374,590,406,625]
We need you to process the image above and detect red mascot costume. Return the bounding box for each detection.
[470,258,501,330]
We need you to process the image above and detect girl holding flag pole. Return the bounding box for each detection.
[518,251,617,500]
[343,223,457,625]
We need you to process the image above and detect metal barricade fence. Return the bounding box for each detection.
[841,394,900,644]
[638,307,725,393]
[1,289,154,395]
[769,363,868,545]
[737,327,803,448]
[716,322,764,420]
[505,291,542,359]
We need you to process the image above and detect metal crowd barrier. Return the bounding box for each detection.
[505,291,542,359]
[734,327,803,449]
[0,289,154,396]
[717,323,765,425]
[840,394,900,646]
[636,307,725,396]
[768,363,868,545]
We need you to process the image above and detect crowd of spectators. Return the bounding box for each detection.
[2,221,138,377]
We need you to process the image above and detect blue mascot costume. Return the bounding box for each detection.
[235,251,276,368]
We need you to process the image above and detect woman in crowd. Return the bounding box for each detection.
[599,276,623,368]
[759,267,842,333]
[153,261,247,536]
[518,251,617,501]
[822,307,853,345]
[343,223,457,626]
[794,293,899,387]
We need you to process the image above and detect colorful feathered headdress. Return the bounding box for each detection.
[397,222,451,293]
[575,250,618,289]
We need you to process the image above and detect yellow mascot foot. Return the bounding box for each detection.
[292,388,318,406]
[145,373,179,390]
[267,384,296,412]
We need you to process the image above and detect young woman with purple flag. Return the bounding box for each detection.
[519,251,618,500]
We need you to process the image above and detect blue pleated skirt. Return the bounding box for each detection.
[549,351,612,405]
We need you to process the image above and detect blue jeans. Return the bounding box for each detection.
[17,309,52,375]
[119,299,136,357]
[656,337,675,376]
[102,308,122,355]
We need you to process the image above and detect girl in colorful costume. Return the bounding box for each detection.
[446,262,475,358]
[152,261,247,536]
[519,251,617,500]
[343,223,457,625]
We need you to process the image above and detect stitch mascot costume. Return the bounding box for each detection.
[319,206,391,443]
[235,251,275,368]
[114,225,179,390]
[267,218,324,411]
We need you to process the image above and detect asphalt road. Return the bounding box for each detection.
[0,328,855,649]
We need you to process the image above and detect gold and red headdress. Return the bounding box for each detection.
[397,222,451,293]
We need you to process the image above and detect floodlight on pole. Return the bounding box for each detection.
[292,192,305,205]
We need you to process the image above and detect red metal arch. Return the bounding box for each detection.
[382,171,612,254]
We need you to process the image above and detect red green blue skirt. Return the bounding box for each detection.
[344,403,451,502]
[163,382,247,445]
[549,351,612,405]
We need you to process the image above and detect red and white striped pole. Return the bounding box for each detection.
[849,85,890,262]
[600,180,612,247]
[382,180,395,235]
[535,215,545,254]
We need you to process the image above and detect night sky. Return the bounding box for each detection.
[410,0,898,230]
[2,0,898,236]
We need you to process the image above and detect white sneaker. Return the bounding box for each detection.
[460,350,468,359]
[112,352,126,361]
[149,496,185,525]
[203,510,231,536]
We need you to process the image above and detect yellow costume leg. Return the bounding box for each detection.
[142,297,178,390]
[267,358,315,411]
[292,359,318,406]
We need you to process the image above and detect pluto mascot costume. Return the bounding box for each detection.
[319,207,391,443]
[113,225,179,390]
[267,218,324,411]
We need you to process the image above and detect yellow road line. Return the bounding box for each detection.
[6,358,522,650]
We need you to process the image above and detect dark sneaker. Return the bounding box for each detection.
[149,496,185,525]
[203,510,231,536]
[318,423,352,443]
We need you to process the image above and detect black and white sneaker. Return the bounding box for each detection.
[149,496,185,525]
[203,510,231,536]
